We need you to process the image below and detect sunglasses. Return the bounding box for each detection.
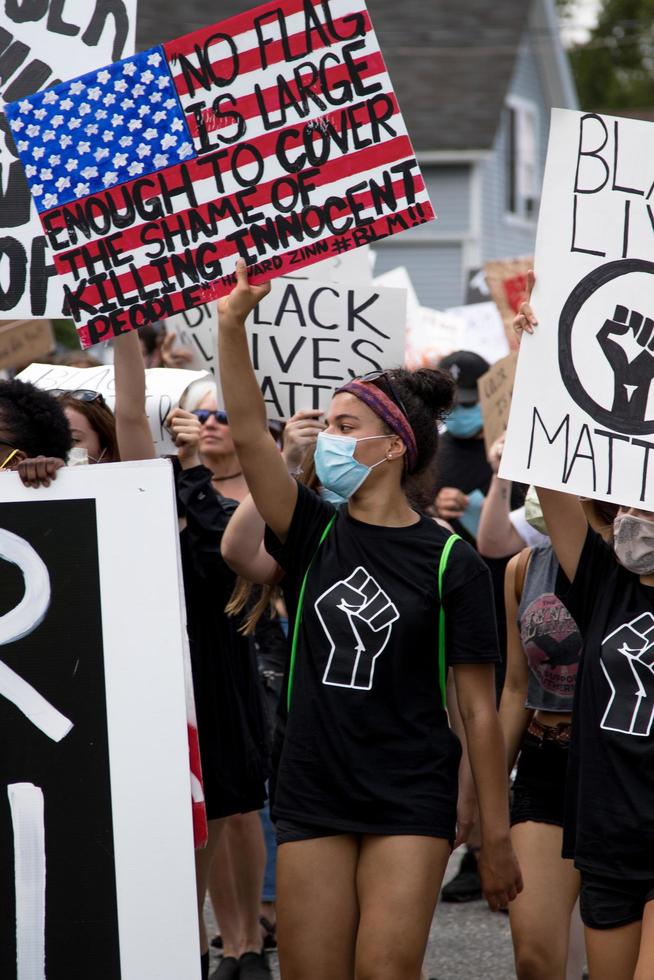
[192,409,229,425]
[50,388,106,405]
[358,371,409,419]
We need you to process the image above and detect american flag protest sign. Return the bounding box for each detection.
[6,0,435,349]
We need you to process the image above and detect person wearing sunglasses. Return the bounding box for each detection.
[166,384,271,980]
[217,260,522,980]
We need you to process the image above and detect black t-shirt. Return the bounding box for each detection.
[264,484,499,837]
[559,528,654,879]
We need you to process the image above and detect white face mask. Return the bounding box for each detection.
[613,514,654,575]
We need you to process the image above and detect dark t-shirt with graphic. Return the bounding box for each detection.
[264,484,499,837]
[559,528,654,878]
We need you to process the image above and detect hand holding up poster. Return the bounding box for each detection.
[7,0,434,349]
[501,109,654,510]
[484,257,533,351]
[165,278,406,418]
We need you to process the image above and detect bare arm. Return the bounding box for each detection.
[453,663,523,910]
[446,672,477,849]
[221,494,282,585]
[477,437,525,558]
[478,476,525,558]
[218,261,297,541]
[511,277,588,583]
[536,488,587,583]
[113,330,155,461]
[498,552,534,771]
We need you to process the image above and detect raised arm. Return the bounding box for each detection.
[477,437,526,558]
[498,552,533,771]
[113,330,155,461]
[218,261,297,541]
[221,493,281,585]
[535,488,587,583]
[513,274,587,582]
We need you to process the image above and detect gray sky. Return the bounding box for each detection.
[561,0,601,45]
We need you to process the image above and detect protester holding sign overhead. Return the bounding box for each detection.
[217,259,521,980]
[513,283,654,980]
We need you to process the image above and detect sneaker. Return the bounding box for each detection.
[440,848,482,903]
[239,950,272,980]
[209,956,239,980]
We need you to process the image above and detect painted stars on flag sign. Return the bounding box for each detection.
[7,47,196,212]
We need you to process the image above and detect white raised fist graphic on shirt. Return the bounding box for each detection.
[600,612,654,736]
[315,567,399,691]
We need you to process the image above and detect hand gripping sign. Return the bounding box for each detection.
[6,0,435,348]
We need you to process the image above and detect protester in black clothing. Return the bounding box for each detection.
[515,277,654,980]
[217,260,522,980]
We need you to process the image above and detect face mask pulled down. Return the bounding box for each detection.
[314,432,390,499]
[613,514,654,575]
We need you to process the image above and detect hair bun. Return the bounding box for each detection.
[396,368,455,422]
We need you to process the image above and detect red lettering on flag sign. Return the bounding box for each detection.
[7,0,435,348]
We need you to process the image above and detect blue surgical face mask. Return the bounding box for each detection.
[445,403,483,439]
[320,487,348,507]
[314,432,391,499]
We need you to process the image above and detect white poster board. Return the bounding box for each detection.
[17,362,210,456]
[501,108,654,509]
[0,1,137,318]
[0,460,199,979]
[445,301,510,365]
[166,279,407,420]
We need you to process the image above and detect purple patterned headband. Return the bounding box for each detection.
[336,380,418,472]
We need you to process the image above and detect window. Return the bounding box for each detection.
[505,97,539,221]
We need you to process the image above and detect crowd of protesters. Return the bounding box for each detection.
[2,261,654,980]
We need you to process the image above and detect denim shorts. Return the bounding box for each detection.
[510,720,570,828]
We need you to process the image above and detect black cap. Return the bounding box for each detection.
[438,350,490,404]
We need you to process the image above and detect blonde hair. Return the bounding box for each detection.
[179,378,219,412]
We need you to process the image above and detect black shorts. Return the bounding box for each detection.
[510,721,570,828]
[580,871,654,930]
[276,819,350,845]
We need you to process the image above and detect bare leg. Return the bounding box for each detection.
[276,834,360,980]
[225,811,267,953]
[585,919,641,980]
[509,822,580,980]
[355,835,450,980]
[195,818,227,956]
[566,901,586,980]
[208,827,243,959]
[634,899,654,980]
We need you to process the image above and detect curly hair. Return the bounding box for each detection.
[0,379,73,460]
[371,368,455,476]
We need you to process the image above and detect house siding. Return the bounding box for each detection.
[373,165,471,308]
[480,36,550,262]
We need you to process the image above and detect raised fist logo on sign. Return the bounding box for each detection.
[315,568,399,691]
[597,305,654,423]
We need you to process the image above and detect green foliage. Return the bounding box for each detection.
[570,0,654,111]
[53,319,79,350]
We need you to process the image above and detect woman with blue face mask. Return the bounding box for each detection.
[217,261,522,980]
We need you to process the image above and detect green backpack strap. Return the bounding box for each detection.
[287,514,337,712]
[438,533,462,709]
